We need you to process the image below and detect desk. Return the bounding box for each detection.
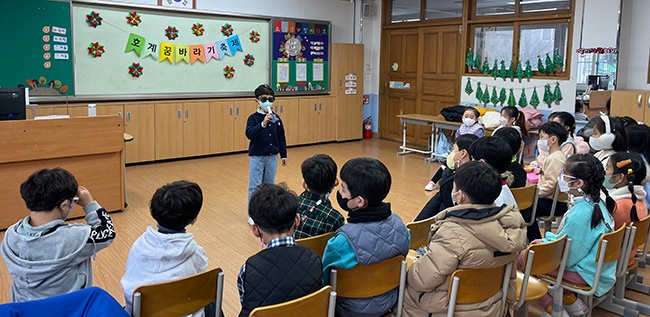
[396,114,463,162]
[0,116,124,230]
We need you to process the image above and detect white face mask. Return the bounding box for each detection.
[451,190,461,206]
[499,116,508,127]
[589,136,604,151]
[258,100,273,113]
[462,118,476,126]
[537,139,550,153]
[557,177,571,193]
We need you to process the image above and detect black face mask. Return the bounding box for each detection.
[336,190,356,212]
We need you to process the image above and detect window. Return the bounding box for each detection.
[475,0,514,16]
[391,0,421,23]
[575,53,617,87]
[520,0,570,14]
[425,0,462,20]
[474,0,570,16]
[519,23,568,71]
[473,26,514,65]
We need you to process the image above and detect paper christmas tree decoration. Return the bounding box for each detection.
[554,82,563,105]
[481,85,490,105]
[553,48,564,69]
[545,53,554,74]
[543,83,554,107]
[537,55,545,73]
[524,60,533,80]
[508,88,516,106]
[481,57,490,74]
[475,82,483,101]
[530,86,540,108]
[499,87,507,105]
[506,61,514,81]
[515,60,524,83]
[466,48,474,71]
[518,89,528,107]
[473,53,481,69]
[499,60,507,80]
[491,59,499,80]
[490,86,499,106]
[464,77,473,95]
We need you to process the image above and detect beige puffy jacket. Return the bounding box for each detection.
[403,203,527,317]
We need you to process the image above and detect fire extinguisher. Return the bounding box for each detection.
[363,117,372,139]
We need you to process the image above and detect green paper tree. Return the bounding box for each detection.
[515,60,524,82]
[543,83,554,107]
[518,89,528,107]
[499,60,507,80]
[537,55,545,73]
[508,88,516,106]
[466,48,474,69]
[530,86,540,108]
[545,53,554,74]
[481,85,490,105]
[553,48,564,68]
[475,82,483,101]
[481,57,490,74]
[490,86,499,106]
[554,82,563,104]
[524,60,533,79]
[506,61,515,81]
[464,78,473,95]
[499,87,507,105]
[473,53,481,69]
[491,59,499,80]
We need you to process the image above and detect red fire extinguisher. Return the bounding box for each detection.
[363,117,372,139]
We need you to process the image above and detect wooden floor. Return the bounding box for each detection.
[0,139,648,316]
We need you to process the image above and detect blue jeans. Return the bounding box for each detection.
[248,155,279,201]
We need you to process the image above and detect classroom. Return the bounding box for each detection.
[1,0,649,316]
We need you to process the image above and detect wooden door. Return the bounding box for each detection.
[333,43,364,141]
[381,29,419,141]
[277,98,299,146]
[209,100,235,154]
[298,98,319,144]
[610,90,646,120]
[318,97,337,142]
[154,102,183,160]
[125,104,155,163]
[233,100,257,152]
[182,102,210,157]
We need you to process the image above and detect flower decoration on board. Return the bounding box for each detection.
[244,54,255,67]
[165,26,179,40]
[128,62,143,78]
[126,11,141,27]
[249,30,260,43]
[86,11,103,28]
[223,65,235,78]
[221,23,234,37]
[87,42,105,58]
[191,23,204,37]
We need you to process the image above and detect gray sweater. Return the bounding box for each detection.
[1,202,115,302]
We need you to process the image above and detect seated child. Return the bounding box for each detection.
[416,134,479,221]
[1,168,115,302]
[121,180,208,316]
[238,183,322,317]
[603,152,648,265]
[521,153,616,317]
[322,157,410,317]
[295,154,345,239]
[468,137,519,208]
[404,161,527,317]
[495,105,528,137]
[527,122,569,242]
[575,100,588,121]
[492,127,527,188]
[591,114,628,168]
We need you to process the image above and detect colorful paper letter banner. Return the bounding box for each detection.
[125,33,145,56]
[190,45,205,64]
[141,39,160,60]
[175,44,190,64]
[228,35,243,54]
[160,42,174,63]
[204,43,219,62]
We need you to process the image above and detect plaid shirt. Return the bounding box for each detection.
[295,190,345,239]
[237,237,296,303]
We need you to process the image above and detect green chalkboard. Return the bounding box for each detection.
[0,0,74,96]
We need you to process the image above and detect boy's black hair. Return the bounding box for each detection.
[626,123,650,162]
[340,157,391,207]
[464,107,480,118]
[301,154,338,195]
[575,100,584,112]
[593,116,628,151]
[549,111,576,137]
[604,152,647,222]
[249,183,299,234]
[455,134,480,152]
[150,180,203,231]
[20,167,78,212]
[254,84,275,99]
[454,161,501,204]
[564,153,612,229]
[492,127,522,157]
[540,121,568,145]
[468,137,512,174]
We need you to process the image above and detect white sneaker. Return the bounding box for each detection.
[424,181,436,191]
[565,298,589,316]
[541,309,570,317]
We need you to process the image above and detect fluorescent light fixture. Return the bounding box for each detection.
[507,0,566,4]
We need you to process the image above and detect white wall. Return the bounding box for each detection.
[618,0,650,90]
[580,0,619,49]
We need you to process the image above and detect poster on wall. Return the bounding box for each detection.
[271,19,330,92]
[159,0,195,9]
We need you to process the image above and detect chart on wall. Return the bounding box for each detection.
[72,4,269,96]
[0,0,74,96]
[271,19,330,93]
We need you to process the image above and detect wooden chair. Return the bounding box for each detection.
[447,262,513,317]
[538,185,568,234]
[249,285,337,317]
[626,215,650,294]
[515,235,571,317]
[405,217,435,268]
[541,225,628,317]
[296,232,335,258]
[510,184,539,226]
[330,255,407,317]
[132,267,224,317]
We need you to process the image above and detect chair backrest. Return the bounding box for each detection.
[296,232,335,258]
[447,262,513,317]
[406,217,435,250]
[630,215,650,250]
[330,255,405,298]
[510,184,538,211]
[249,286,336,317]
[522,235,568,276]
[132,267,224,317]
[596,225,627,263]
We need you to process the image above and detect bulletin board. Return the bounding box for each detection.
[72,3,269,96]
[271,19,330,93]
[0,0,75,96]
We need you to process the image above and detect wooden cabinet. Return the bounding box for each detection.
[276,98,299,146]
[125,104,155,163]
[610,90,650,123]
[209,100,235,154]
[26,105,68,119]
[332,43,364,141]
[182,102,210,157]
[155,102,184,160]
[67,104,124,127]
[298,97,336,144]
[233,100,258,152]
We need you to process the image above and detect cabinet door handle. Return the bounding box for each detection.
[185,109,189,119]
[236,107,239,116]
[177,109,181,118]
[319,103,322,111]
[314,104,317,111]
[281,105,283,113]
[229,107,233,116]
[647,95,650,109]
[126,112,131,122]
[340,79,342,87]
[639,95,643,108]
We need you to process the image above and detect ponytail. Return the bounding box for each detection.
[565,153,610,229]
[626,170,640,222]
[515,110,528,137]
[602,185,617,217]
[608,152,646,223]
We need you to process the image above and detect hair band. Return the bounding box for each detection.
[616,159,632,169]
